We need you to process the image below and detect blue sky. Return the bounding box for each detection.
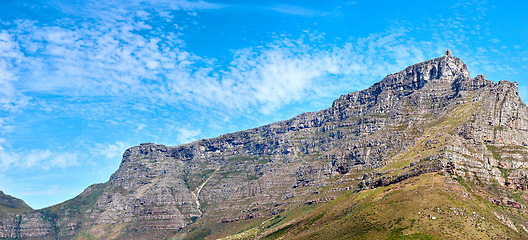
[0,0,527,209]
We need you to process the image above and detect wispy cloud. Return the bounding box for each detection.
[0,139,131,171]
[0,146,79,170]
[267,4,327,17]
[2,11,432,123]
[0,30,29,115]
[92,141,129,159]
[46,0,224,20]
[176,127,202,144]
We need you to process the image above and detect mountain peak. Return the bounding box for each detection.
[381,51,471,89]
[445,49,453,57]
[351,52,472,103]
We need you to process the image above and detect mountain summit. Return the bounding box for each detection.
[1,52,528,239]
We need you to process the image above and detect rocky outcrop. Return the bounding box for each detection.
[2,51,528,239]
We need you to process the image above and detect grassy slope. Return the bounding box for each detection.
[279,173,524,239]
[0,191,33,217]
[212,97,528,239]
[216,172,525,240]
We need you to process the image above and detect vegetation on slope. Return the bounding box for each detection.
[0,191,32,216]
[217,172,525,240]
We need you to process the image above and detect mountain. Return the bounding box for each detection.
[1,51,528,239]
[0,191,32,213]
[0,191,33,239]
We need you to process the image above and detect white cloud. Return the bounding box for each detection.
[176,127,202,144]
[1,0,509,126]
[136,123,147,132]
[0,118,15,134]
[43,0,224,24]
[0,139,132,171]
[49,152,79,168]
[0,144,16,170]
[268,4,326,17]
[92,142,129,159]
[0,30,28,113]
[0,146,79,171]
[159,29,429,115]
[2,16,435,120]
[20,150,78,169]
[24,150,53,168]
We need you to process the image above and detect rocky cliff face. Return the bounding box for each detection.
[0,191,35,239]
[2,51,528,239]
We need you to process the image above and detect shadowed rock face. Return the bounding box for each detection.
[2,51,528,239]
